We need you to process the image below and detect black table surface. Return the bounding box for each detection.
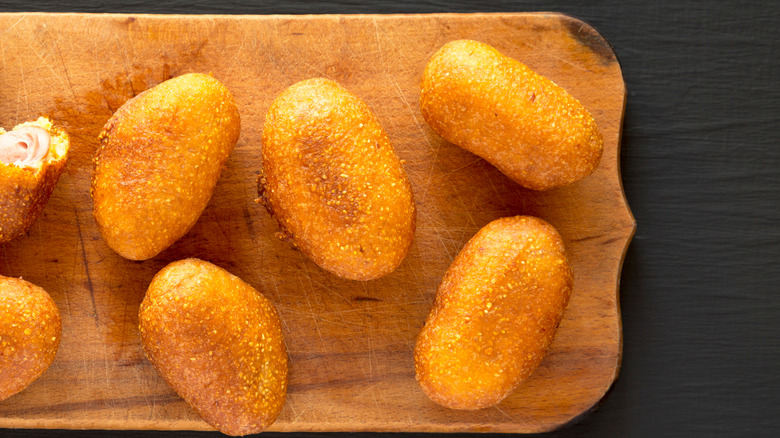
[1,1,778,437]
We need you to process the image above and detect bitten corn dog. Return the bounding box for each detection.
[0,117,69,243]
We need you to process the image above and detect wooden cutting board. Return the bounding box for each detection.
[0,12,634,433]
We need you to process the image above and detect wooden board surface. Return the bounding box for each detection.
[0,12,633,433]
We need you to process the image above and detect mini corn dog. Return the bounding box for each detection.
[92,73,240,260]
[0,275,61,401]
[415,216,573,410]
[259,78,416,280]
[420,40,603,190]
[139,259,287,436]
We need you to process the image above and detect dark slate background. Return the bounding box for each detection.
[0,1,778,437]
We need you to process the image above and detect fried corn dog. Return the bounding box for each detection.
[420,40,603,190]
[0,275,61,401]
[139,259,287,436]
[92,73,240,260]
[415,216,573,410]
[259,78,416,280]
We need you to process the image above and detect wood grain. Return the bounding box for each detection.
[0,12,633,433]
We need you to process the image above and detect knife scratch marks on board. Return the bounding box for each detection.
[371,386,380,410]
[443,157,483,177]
[214,213,232,246]
[388,75,440,203]
[111,32,136,97]
[118,268,138,360]
[130,353,152,418]
[126,23,138,60]
[293,401,310,420]
[267,274,286,311]
[326,285,357,310]
[240,204,259,247]
[494,405,521,423]
[410,258,432,306]
[299,58,327,79]
[372,17,386,70]
[16,55,29,117]
[266,25,283,72]
[321,287,360,330]
[453,187,478,229]
[444,227,460,260]
[147,387,156,419]
[521,39,588,73]
[21,28,67,97]
[434,231,454,264]
[281,309,364,329]
[267,274,295,371]
[7,14,27,31]
[285,307,362,317]
[389,75,432,152]
[298,264,325,348]
[485,175,511,216]
[74,208,101,331]
[223,29,248,76]
[285,395,301,420]
[50,31,77,99]
[367,317,374,379]
[563,195,585,241]
[1,41,7,83]
[362,282,377,380]
[58,272,74,322]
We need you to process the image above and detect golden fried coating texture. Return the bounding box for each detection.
[259,78,416,281]
[139,259,287,436]
[420,40,603,190]
[0,117,69,243]
[92,73,240,260]
[414,216,573,410]
[0,275,61,401]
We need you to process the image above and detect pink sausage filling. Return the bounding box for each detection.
[0,126,50,168]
